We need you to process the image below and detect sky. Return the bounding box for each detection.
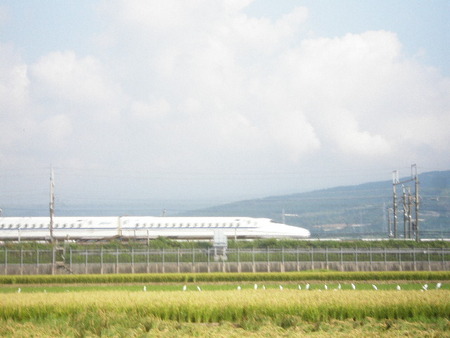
[0,0,449,215]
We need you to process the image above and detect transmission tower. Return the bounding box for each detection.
[391,164,420,241]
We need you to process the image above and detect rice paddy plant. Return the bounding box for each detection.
[1,290,448,325]
[0,270,449,285]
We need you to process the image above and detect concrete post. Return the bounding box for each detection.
[252,247,255,273]
[100,247,104,274]
[162,248,165,273]
[36,249,40,274]
[237,248,241,273]
[20,248,23,275]
[192,248,195,273]
[85,249,88,274]
[131,248,134,274]
[116,247,119,274]
[178,248,181,273]
[207,248,210,273]
[52,247,56,275]
[147,247,150,273]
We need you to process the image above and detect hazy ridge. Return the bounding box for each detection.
[181,170,450,238]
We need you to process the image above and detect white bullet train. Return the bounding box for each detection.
[0,216,310,241]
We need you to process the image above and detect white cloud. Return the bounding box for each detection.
[30,51,122,120]
[1,1,449,203]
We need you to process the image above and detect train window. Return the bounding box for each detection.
[24,224,28,228]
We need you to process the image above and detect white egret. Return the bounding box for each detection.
[197,286,202,291]
[306,283,310,290]
[372,284,378,290]
[436,283,442,289]
[279,285,283,290]
[254,284,258,290]
[143,286,147,292]
[396,285,401,291]
[351,283,356,290]
[182,285,187,291]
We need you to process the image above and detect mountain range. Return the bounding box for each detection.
[181,170,450,239]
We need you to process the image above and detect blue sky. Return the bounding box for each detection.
[0,0,449,214]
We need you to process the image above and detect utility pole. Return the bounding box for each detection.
[402,185,408,239]
[412,164,420,241]
[407,187,413,239]
[49,168,55,244]
[392,170,399,238]
[392,164,420,240]
[386,207,393,238]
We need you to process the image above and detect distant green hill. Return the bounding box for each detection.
[182,170,450,239]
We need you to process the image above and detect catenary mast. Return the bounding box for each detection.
[49,168,55,243]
